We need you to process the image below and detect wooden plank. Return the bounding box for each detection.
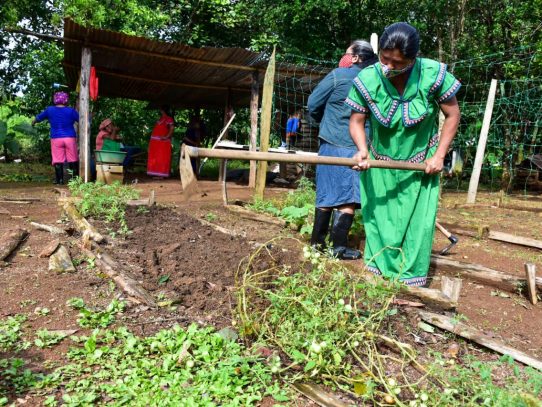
[225,204,286,227]
[467,79,498,203]
[419,311,542,371]
[249,71,260,188]
[441,276,462,303]
[437,222,489,238]
[254,47,276,200]
[0,229,28,261]
[403,285,456,310]
[0,197,41,202]
[498,203,542,214]
[430,255,527,292]
[488,230,542,250]
[39,239,61,258]
[78,46,92,182]
[525,263,538,305]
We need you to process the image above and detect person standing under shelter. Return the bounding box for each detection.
[183,114,206,177]
[307,40,378,260]
[147,106,174,178]
[346,22,461,285]
[32,91,79,185]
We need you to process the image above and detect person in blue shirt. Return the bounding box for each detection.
[32,91,79,184]
[285,111,301,149]
[307,40,377,260]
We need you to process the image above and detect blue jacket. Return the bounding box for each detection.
[35,106,79,138]
[308,65,362,148]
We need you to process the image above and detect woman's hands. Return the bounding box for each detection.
[352,148,370,171]
[424,155,444,174]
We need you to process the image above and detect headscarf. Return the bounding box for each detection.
[99,118,112,131]
[53,91,69,105]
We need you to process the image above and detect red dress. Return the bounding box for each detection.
[147,114,173,177]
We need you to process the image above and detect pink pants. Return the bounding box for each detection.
[50,138,78,165]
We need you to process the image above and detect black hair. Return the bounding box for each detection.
[160,104,173,117]
[350,40,378,68]
[379,22,420,59]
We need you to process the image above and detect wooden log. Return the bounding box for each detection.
[30,222,68,236]
[81,245,156,307]
[48,245,76,273]
[441,276,462,303]
[197,218,246,238]
[419,310,542,371]
[0,228,28,261]
[524,263,538,305]
[403,285,456,310]
[0,197,41,202]
[61,201,105,243]
[487,230,542,250]
[292,383,350,407]
[39,239,61,258]
[498,203,542,214]
[225,204,287,227]
[358,271,456,310]
[148,189,155,206]
[126,199,151,207]
[430,255,527,293]
[0,200,32,204]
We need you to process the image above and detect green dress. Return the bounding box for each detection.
[345,58,461,286]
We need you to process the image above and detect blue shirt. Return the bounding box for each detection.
[308,66,362,148]
[35,106,79,138]
[286,117,300,133]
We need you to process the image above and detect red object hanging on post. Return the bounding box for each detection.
[90,67,99,101]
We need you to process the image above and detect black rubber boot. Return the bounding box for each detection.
[53,164,64,185]
[330,211,362,260]
[310,208,332,250]
[68,162,79,179]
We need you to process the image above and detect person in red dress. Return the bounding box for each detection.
[147,106,174,178]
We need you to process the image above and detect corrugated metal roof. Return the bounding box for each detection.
[62,19,329,109]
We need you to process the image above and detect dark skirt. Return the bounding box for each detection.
[315,141,361,208]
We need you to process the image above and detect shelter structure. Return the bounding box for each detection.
[61,19,330,185]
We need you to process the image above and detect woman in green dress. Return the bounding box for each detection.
[346,22,461,286]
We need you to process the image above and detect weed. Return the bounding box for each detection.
[66,297,85,309]
[19,299,37,308]
[158,274,170,285]
[68,177,139,235]
[34,329,67,348]
[75,299,126,329]
[0,358,43,401]
[0,315,30,352]
[136,205,149,214]
[204,212,217,222]
[34,307,50,316]
[38,325,288,405]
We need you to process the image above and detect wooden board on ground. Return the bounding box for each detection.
[292,383,351,407]
[419,310,542,371]
[487,230,542,250]
[61,201,105,243]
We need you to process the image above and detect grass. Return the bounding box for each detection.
[199,159,249,179]
[0,162,52,183]
[68,177,139,235]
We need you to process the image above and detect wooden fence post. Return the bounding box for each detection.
[254,47,276,200]
[466,78,498,203]
[249,71,260,188]
[78,47,92,183]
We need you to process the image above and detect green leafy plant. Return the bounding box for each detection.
[73,299,126,329]
[38,324,288,405]
[0,315,29,352]
[0,358,43,401]
[68,177,139,235]
[34,329,67,348]
[204,212,217,222]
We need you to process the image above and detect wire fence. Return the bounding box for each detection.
[263,47,542,193]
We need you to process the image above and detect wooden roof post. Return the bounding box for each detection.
[254,47,276,200]
[249,71,260,188]
[78,46,92,182]
[219,89,233,183]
